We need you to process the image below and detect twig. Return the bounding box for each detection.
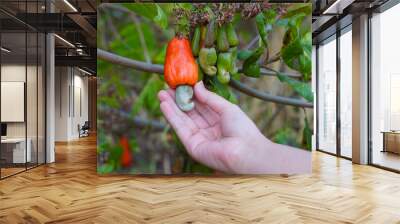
[97,48,313,108]
[262,66,302,79]
[246,67,301,78]
[244,36,260,50]
[265,52,281,65]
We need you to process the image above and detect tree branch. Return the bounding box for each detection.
[253,67,300,78]
[97,48,313,108]
[98,48,164,74]
[229,80,313,108]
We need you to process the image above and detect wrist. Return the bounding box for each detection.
[253,136,312,174]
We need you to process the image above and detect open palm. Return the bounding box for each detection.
[159,82,269,173]
[159,82,311,174]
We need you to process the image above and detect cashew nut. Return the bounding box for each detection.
[175,85,195,112]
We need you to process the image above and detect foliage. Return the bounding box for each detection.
[277,72,313,102]
[131,76,164,117]
[280,4,312,81]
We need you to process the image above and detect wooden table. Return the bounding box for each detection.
[381,131,400,154]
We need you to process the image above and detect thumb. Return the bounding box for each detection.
[194,81,234,114]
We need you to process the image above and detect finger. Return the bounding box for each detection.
[158,90,170,102]
[160,101,192,144]
[158,90,198,133]
[194,81,234,114]
[166,88,175,98]
[194,101,219,126]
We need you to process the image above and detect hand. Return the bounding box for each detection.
[158,81,311,174]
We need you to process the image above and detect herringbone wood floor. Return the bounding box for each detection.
[1,135,400,224]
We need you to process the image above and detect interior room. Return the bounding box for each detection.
[0,0,96,179]
[0,7,46,178]
[54,66,93,141]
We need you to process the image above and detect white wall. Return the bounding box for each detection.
[0,65,37,138]
[54,67,89,141]
[1,64,46,164]
[55,67,69,141]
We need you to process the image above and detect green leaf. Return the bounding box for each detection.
[281,4,311,19]
[273,127,299,147]
[109,21,157,62]
[153,45,167,64]
[278,3,311,37]
[302,116,312,151]
[105,144,123,171]
[190,162,214,174]
[97,164,114,174]
[129,138,140,153]
[277,73,313,102]
[264,9,277,25]
[154,4,168,29]
[237,49,254,60]
[131,76,165,117]
[98,96,119,108]
[98,141,110,154]
[123,3,168,29]
[209,77,237,104]
[281,31,312,80]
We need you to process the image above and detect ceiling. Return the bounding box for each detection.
[0,0,97,74]
[312,0,390,44]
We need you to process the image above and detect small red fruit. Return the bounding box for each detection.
[120,136,133,168]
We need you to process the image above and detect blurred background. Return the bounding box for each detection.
[97,3,313,174]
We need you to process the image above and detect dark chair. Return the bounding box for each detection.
[78,121,90,138]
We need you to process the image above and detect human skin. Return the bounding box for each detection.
[158,81,312,174]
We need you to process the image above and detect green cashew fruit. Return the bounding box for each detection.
[229,47,238,75]
[216,25,229,52]
[199,47,217,76]
[196,58,204,81]
[191,26,201,57]
[226,22,239,47]
[217,52,232,84]
[205,20,216,48]
[200,25,207,47]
